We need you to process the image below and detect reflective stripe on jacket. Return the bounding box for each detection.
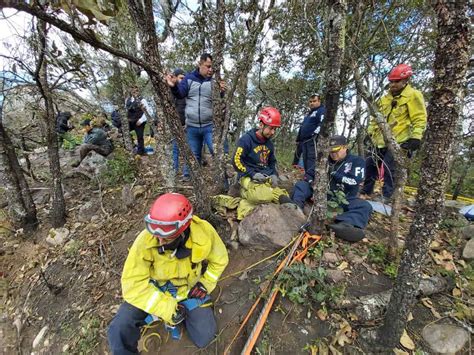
[121,216,229,323]
[368,84,427,148]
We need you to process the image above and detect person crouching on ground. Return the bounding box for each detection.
[107,193,229,354]
[71,119,113,168]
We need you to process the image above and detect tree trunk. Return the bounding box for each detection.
[310,0,347,233]
[109,20,133,151]
[36,19,66,227]
[126,0,213,216]
[354,68,407,257]
[0,116,38,230]
[451,140,472,200]
[376,0,470,349]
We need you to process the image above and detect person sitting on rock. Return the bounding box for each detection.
[107,193,229,353]
[71,119,113,168]
[291,135,373,242]
[232,106,294,220]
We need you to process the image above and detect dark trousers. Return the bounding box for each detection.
[79,143,112,162]
[291,180,372,229]
[129,121,145,154]
[107,302,217,354]
[361,148,395,198]
[302,138,316,180]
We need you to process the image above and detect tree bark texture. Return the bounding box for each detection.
[126,0,212,216]
[109,19,133,151]
[354,67,407,257]
[310,0,346,232]
[0,117,38,230]
[210,0,275,193]
[36,19,67,227]
[376,0,470,349]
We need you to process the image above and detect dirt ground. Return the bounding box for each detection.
[1,146,473,354]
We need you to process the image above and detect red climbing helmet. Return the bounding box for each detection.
[144,193,193,239]
[388,64,413,81]
[258,107,281,127]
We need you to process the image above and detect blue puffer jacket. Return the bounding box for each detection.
[297,106,325,142]
[328,153,365,200]
[171,69,213,128]
[233,128,277,178]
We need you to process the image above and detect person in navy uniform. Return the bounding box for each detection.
[291,135,372,242]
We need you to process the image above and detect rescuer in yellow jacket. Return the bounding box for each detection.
[360,64,427,201]
[107,193,229,354]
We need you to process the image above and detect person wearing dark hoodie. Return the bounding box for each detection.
[166,54,225,168]
[56,111,75,148]
[231,107,293,220]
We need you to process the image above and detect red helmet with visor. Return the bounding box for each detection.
[144,193,193,239]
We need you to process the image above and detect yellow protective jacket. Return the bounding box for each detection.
[121,216,229,324]
[368,84,427,148]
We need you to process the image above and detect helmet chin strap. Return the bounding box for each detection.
[157,228,191,259]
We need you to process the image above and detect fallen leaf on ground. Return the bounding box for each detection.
[337,261,349,270]
[316,308,328,321]
[399,329,415,350]
[421,297,442,318]
[452,288,462,297]
[393,348,409,355]
[407,312,413,322]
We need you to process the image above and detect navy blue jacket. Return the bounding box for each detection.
[297,106,325,142]
[328,153,365,199]
[233,128,277,178]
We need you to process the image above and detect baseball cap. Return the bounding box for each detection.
[329,135,347,152]
[173,68,185,76]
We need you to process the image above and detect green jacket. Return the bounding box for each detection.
[121,216,229,323]
[368,84,427,148]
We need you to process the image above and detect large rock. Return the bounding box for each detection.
[462,238,474,261]
[461,225,474,239]
[422,324,469,354]
[238,204,306,249]
[46,228,70,246]
[80,152,108,175]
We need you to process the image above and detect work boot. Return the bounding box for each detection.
[278,195,294,205]
[71,159,81,168]
[329,222,365,242]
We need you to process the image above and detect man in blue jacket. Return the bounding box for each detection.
[167,54,225,170]
[291,136,372,242]
[71,119,113,167]
[297,94,325,180]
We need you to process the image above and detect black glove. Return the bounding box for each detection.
[188,282,208,299]
[400,138,421,151]
[171,304,186,325]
